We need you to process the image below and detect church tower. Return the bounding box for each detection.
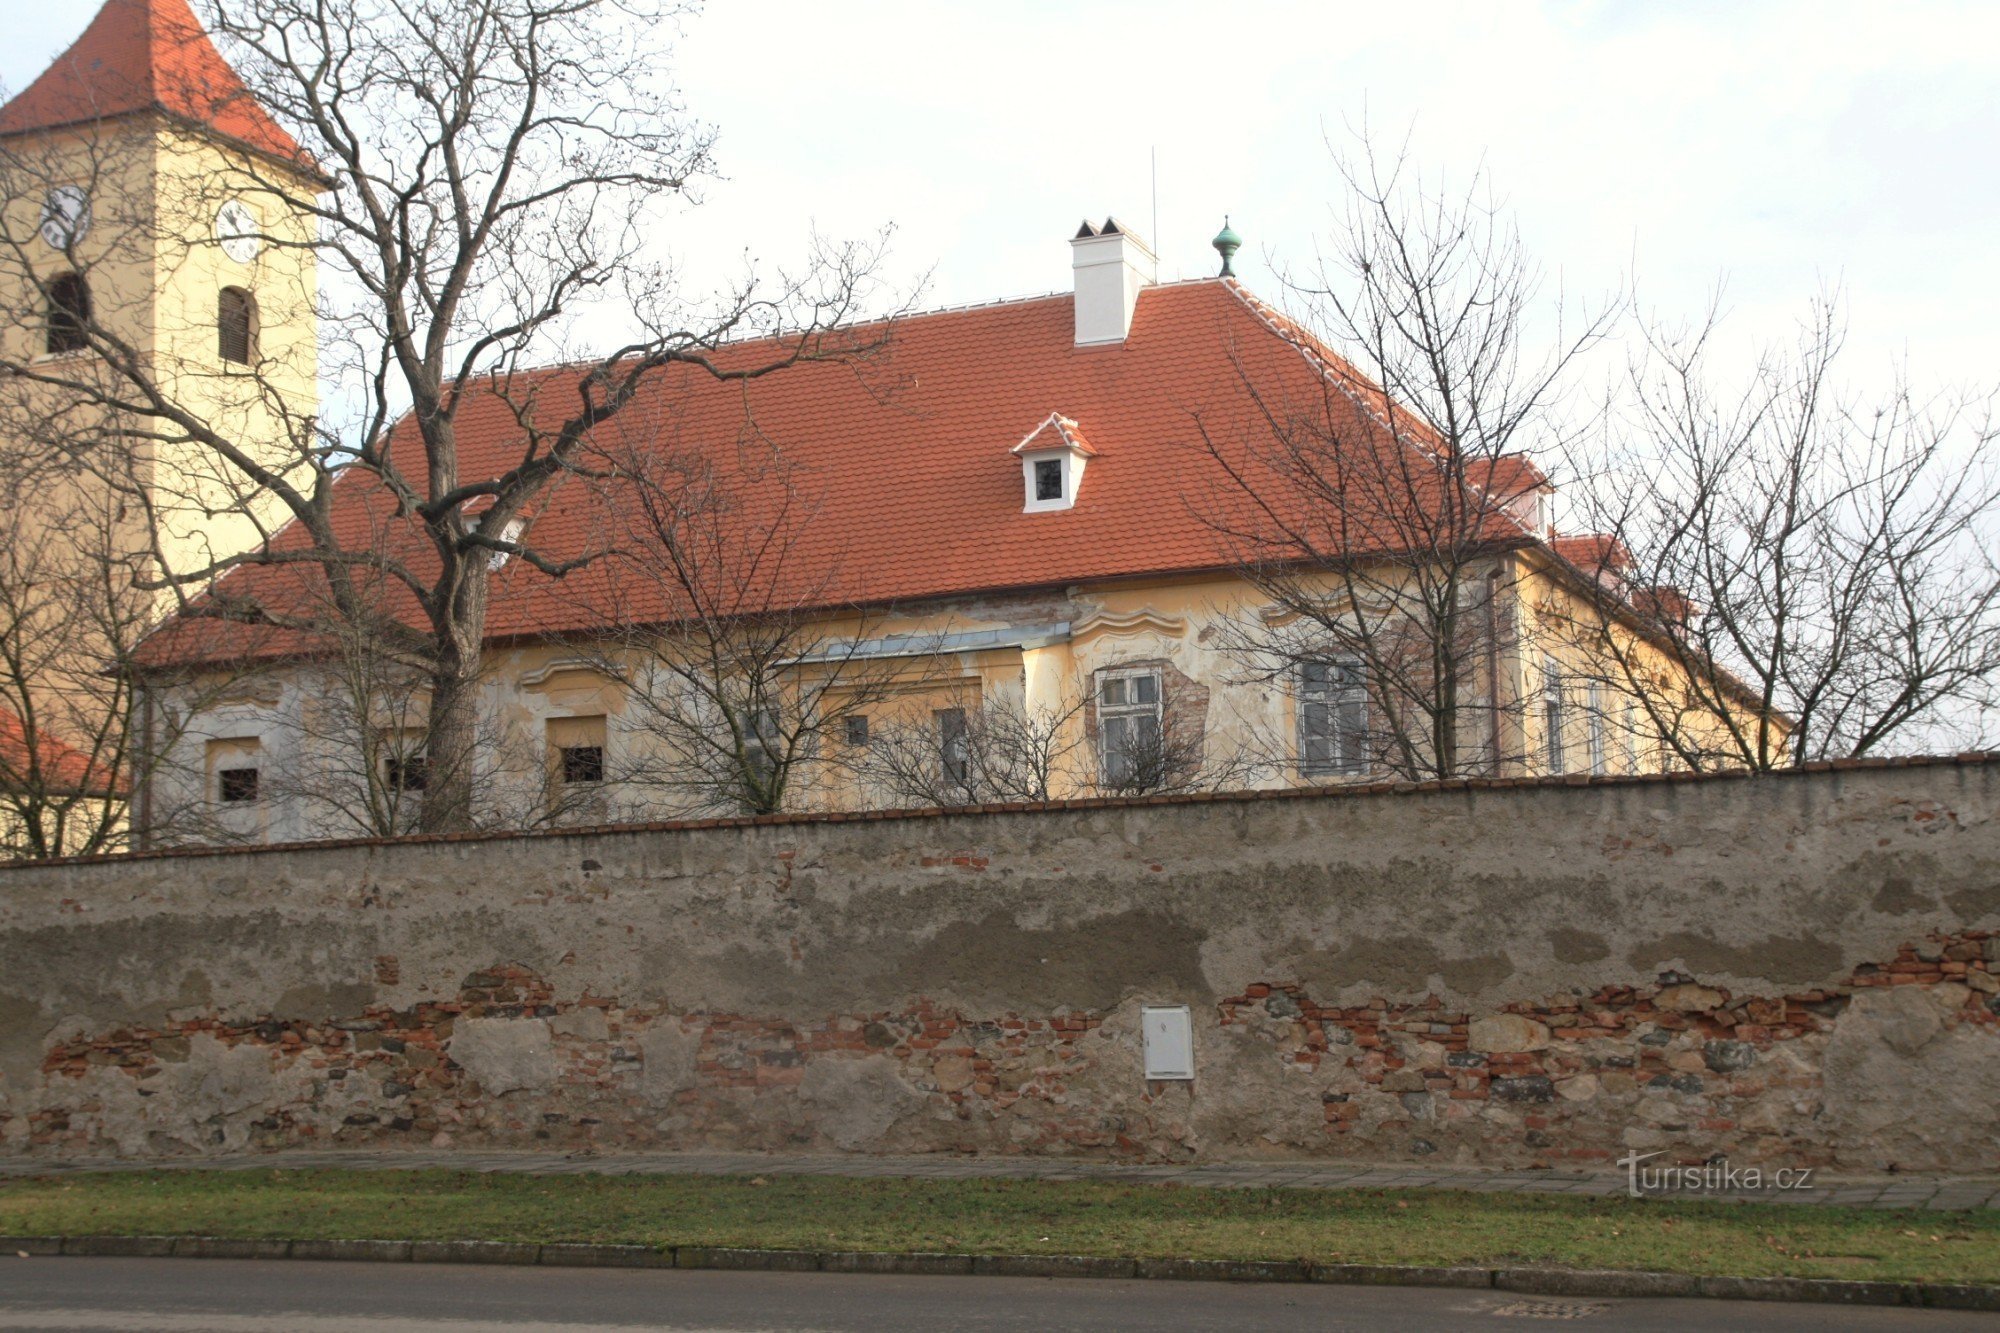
[0,0,322,602]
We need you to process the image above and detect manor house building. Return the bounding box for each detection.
[6,0,1771,846]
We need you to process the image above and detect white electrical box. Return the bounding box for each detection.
[1141,1005,1194,1080]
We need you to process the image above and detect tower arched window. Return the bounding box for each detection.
[45,272,90,355]
[218,287,257,365]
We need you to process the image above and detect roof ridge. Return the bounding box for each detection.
[410,278,1239,396]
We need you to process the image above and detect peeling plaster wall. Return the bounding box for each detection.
[2,760,1997,1170]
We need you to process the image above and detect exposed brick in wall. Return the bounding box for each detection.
[15,933,1998,1169]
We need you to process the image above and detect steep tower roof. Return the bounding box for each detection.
[0,0,306,167]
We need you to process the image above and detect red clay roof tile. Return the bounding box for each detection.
[0,707,124,797]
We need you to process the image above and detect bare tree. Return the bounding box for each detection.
[1198,129,1616,781]
[861,690,1094,807]
[862,675,1257,808]
[1557,294,2000,769]
[0,0,896,832]
[567,434,927,817]
[0,433,250,857]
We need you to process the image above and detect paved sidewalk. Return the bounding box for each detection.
[5,1149,1998,1210]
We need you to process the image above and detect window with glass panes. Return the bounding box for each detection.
[1299,659,1368,777]
[1097,669,1161,785]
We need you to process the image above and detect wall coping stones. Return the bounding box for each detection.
[6,1235,1997,1310]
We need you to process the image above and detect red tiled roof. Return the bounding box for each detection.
[0,707,124,798]
[139,279,1554,666]
[0,0,305,166]
[1551,533,1629,573]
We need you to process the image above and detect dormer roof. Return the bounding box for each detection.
[1011,412,1098,457]
[0,0,308,169]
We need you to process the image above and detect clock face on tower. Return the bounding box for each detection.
[37,186,91,250]
[215,199,262,264]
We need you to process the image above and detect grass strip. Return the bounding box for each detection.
[1,1169,1996,1285]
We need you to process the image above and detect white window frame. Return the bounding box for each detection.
[1097,666,1162,786]
[1019,449,1086,513]
[1297,657,1369,778]
[1543,658,1566,775]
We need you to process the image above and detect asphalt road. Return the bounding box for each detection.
[0,1258,1992,1331]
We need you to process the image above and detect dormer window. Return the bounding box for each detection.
[1012,411,1097,513]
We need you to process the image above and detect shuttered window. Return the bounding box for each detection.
[218,287,255,364]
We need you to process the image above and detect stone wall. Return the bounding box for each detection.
[3,758,1998,1171]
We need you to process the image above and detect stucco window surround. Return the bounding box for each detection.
[205,735,263,804]
[1297,657,1369,779]
[547,714,607,787]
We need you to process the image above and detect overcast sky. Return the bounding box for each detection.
[7,0,1998,390]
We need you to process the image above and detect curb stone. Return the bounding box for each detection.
[1497,1267,1700,1299]
[411,1240,540,1266]
[1132,1258,1308,1282]
[1696,1275,1916,1306]
[61,1236,174,1257]
[1915,1284,2000,1313]
[6,1235,1999,1310]
[288,1239,413,1262]
[972,1254,1138,1280]
[537,1242,670,1269]
[820,1251,973,1276]
[675,1247,818,1272]
[172,1237,292,1260]
[1315,1263,1493,1289]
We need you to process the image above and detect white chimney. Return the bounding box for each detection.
[1069,217,1156,346]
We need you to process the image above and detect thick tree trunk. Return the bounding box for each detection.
[421,661,481,833]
